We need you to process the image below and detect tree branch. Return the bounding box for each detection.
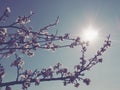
[0,76,70,87]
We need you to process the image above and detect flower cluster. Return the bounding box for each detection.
[19,69,40,90]
[16,16,31,25]
[40,67,54,78]
[0,16,82,59]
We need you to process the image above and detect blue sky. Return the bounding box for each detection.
[0,0,120,90]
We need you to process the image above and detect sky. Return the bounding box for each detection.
[0,0,120,90]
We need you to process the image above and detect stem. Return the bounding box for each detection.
[16,66,20,81]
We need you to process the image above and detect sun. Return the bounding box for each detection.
[82,25,98,42]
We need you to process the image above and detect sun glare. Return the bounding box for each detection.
[82,26,98,42]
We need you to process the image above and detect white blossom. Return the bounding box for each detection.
[0,28,7,35]
[35,78,40,85]
[10,58,24,68]
[6,7,11,13]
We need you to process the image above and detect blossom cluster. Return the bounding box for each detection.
[0,7,82,59]
[17,60,92,89]
[16,16,31,25]
[18,69,41,90]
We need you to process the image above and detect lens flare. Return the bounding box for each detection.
[82,26,98,42]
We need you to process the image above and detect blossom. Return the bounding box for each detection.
[4,7,11,17]
[20,75,26,80]
[22,79,31,89]
[69,75,76,83]
[44,43,50,49]
[24,70,33,76]
[33,43,40,49]
[83,78,91,85]
[0,28,7,35]
[64,33,70,39]
[10,57,24,68]
[75,37,80,42]
[69,43,74,48]
[16,16,30,24]
[59,36,64,41]
[23,44,30,49]
[63,81,67,86]
[101,47,106,52]
[74,65,81,71]
[97,50,102,56]
[56,68,68,76]
[26,51,34,57]
[53,62,62,70]
[98,58,103,63]
[41,67,54,78]
[30,11,34,15]
[35,78,40,85]
[6,7,11,13]
[40,31,48,35]
[82,46,87,51]
[74,83,80,88]
[15,42,19,47]
[20,70,33,81]
[17,30,24,35]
